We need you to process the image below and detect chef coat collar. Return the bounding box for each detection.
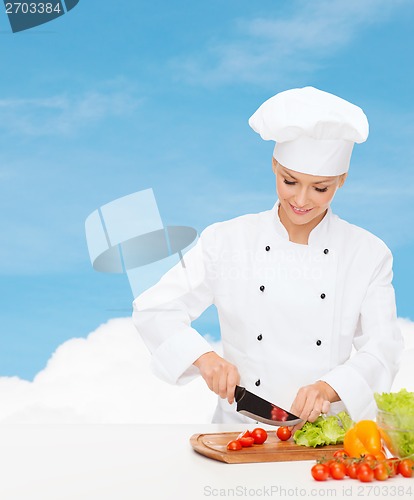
[271,201,333,246]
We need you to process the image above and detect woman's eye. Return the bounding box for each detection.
[283,179,296,185]
[315,187,328,193]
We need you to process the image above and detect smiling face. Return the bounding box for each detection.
[273,158,346,240]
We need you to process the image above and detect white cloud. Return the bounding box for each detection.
[171,0,409,86]
[0,82,141,136]
[0,316,411,423]
[0,317,219,424]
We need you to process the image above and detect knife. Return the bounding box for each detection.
[234,385,302,427]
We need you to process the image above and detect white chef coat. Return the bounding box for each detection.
[132,203,403,422]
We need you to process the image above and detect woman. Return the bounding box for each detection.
[133,87,403,426]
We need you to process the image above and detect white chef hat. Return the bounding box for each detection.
[248,86,369,176]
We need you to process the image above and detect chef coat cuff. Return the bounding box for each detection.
[150,329,214,386]
[319,366,376,421]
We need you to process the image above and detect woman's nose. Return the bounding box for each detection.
[294,188,308,207]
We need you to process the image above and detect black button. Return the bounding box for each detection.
[259,285,265,292]
[255,379,261,386]
[324,248,329,255]
[320,293,326,299]
[316,340,322,346]
[257,334,263,341]
[265,245,270,251]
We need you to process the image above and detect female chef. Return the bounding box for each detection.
[132,86,403,426]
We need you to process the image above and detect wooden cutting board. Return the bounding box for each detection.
[190,431,344,464]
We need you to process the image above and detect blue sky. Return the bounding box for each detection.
[0,0,413,380]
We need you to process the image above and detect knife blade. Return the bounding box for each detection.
[234,385,302,427]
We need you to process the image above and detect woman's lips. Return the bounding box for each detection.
[289,203,313,215]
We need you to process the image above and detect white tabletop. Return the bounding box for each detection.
[0,424,412,500]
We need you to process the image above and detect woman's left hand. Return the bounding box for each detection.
[289,380,339,433]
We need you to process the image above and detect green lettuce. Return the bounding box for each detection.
[337,410,354,433]
[374,389,414,458]
[375,389,414,429]
[293,411,354,448]
[294,423,325,447]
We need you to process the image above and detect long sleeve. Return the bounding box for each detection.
[320,249,404,420]
[132,228,216,385]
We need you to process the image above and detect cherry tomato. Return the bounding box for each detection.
[250,428,268,445]
[374,462,389,481]
[237,430,252,440]
[329,461,346,480]
[238,436,255,447]
[346,460,359,479]
[357,463,374,482]
[398,458,414,478]
[362,454,377,466]
[271,407,288,422]
[311,463,329,481]
[385,457,399,477]
[227,440,242,451]
[333,449,349,460]
[276,426,292,441]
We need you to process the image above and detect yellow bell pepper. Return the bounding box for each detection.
[343,420,386,460]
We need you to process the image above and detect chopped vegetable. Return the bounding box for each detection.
[337,411,354,433]
[227,440,242,451]
[238,436,255,447]
[237,430,252,440]
[294,411,354,447]
[250,428,268,444]
[294,423,326,447]
[228,427,268,450]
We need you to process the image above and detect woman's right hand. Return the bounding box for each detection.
[193,351,240,405]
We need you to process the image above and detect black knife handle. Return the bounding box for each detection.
[234,385,246,402]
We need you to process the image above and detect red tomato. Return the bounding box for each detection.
[238,436,255,447]
[311,463,329,481]
[271,407,289,422]
[227,440,242,451]
[386,457,399,477]
[329,461,346,480]
[346,461,359,479]
[333,449,349,460]
[237,430,252,440]
[357,463,374,482]
[250,428,268,445]
[398,458,414,478]
[362,454,377,465]
[276,426,292,441]
[374,462,389,481]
